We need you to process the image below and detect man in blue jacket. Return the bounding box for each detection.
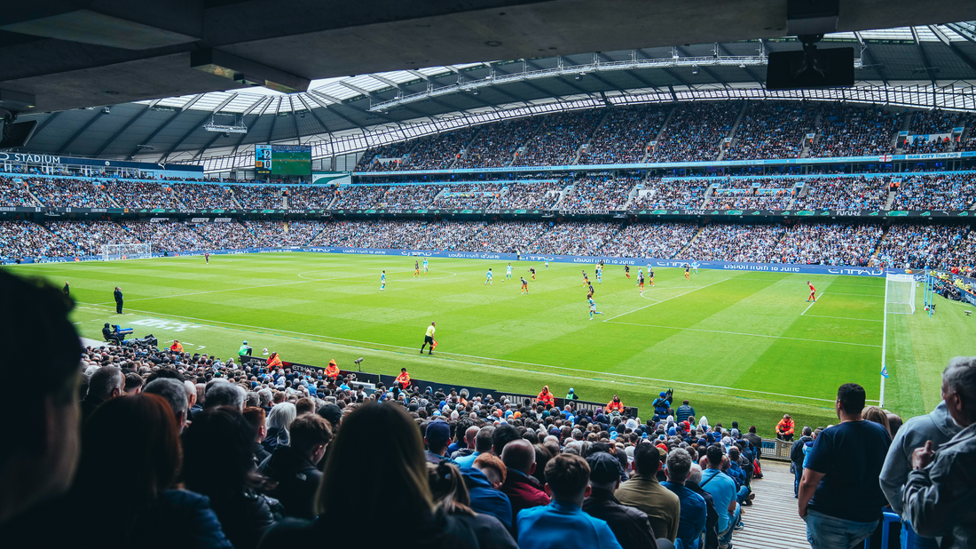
[517,453,623,549]
[462,454,514,530]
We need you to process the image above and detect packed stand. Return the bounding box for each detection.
[0,176,39,207]
[465,221,548,253]
[431,184,505,210]
[104,181,179,209]
[374,185,440,210]
[232,185,283,210]
[493,181,566,210]
[795,176,889,210]
[630,179,709,210]
[311,220,484,251]
[875,224,973,270]
[456,118,541,168]
[602,222,700,259]
[558,175,638,211]
[171,183,236,210]
[120,221,210,253]
[247,221,326,247]
[406,129,479,170]
[578,105,668,164]
[0,221,75,260]
[354,140,414,172]
[908,108,959,136]
[514,110,604,166]
[648,102,740,163]
[331,185,388,210]
[891,173,976,211]
[771,224,883,266]
[31,178,114,208]
[902,137,954,154]
[286,185,337,209]
[723,101,817,160]
[682,224,784,262]
[46,220,139,256]
[528,222,620,256]
[707,191,794,211]
[810,104,902,157]
[192,221,263,250]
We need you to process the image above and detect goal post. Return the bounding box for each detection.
[101,243,151,261]
[885,273,916,315]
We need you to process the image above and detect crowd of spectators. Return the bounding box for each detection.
[121,221,211,253]
[31,178,115,208]
[558,176,639,211]
[902,137,954,154]
[771,224,883,266]
[286,185,336,210]
[810,104,902,157]
[909,108,959,136]
[578,105,668,164]
[723,101,816,160]
[171,183,237,210]
[0,176,39,207]
[795,176,889,210]
[602,223,699,259]
[706,192,794,211]
[330,185,388,210]
[494,181,566,210]
[232,186,283,210]
[891,173,976,211]
[683,224,784,263]
[406,129,479,170]
[874,224,973,270]
[456,119,541,168]
[528,222,621,256]
[354,140,414,171]
[0,220,74,260]
[374,185,442,210]
[515,110,604,167]
[192,221,262,250]
[248,221,327,247]
[105,181,179,209]
[432,184,505,210]
[648,103,740,163]
[630,179,709,210]
[46,220,140,256]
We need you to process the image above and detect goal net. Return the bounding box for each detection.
[101,243,151,261]
[886,274,916,315]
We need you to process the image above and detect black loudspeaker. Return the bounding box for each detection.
[766,47,854,90]
[0,119,37,149]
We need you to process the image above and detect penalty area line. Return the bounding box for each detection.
[76,302,838,404]
[603,277,732,322]
[604,320,881,348]
[800,292,825,316]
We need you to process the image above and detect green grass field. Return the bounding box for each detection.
[8,252,976,436]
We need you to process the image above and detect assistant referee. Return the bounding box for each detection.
[420,321,436,355]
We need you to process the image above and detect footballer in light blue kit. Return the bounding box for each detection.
[545,259,549,269]
[588,296,602,320]
[691,261,699,274]
[423,258,429,273]
[380,270,386,291]
[506,263,513,280]
[485,268,493,285]
[596,264,602,284]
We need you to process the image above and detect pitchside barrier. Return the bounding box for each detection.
[8,244,911,278]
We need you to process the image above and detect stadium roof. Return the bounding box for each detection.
[14,21,976,169]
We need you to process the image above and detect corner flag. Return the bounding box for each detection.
[881,365,889,379]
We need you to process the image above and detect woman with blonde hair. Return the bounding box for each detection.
[862,405,892,436]
[259,402,481,548]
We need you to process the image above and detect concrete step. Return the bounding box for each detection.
[732,460,810,549]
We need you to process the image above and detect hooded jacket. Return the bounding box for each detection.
[880,400,961,515]
[259,445,321,519]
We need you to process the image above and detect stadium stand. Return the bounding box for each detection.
[515,109,604,166]
[683,224,785,263]
[648,102,740,163]
[810,104,902,157]
[456,118,540,168]
[577,104,668,164]
[723,101,817,161]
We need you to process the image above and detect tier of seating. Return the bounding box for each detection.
[6,217,976,270]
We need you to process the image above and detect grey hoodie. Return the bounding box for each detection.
[879,400,960,515]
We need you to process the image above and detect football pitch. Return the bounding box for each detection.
[10,252,974,434]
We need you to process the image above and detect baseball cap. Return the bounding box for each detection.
[426,420,451,446]
[586,452,623,484]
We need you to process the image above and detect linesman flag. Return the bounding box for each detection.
[881,365,889,379]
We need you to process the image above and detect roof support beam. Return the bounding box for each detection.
[676,46,725,87]
[192,132,225,161]
[231,96,274,157]
[295,95,332,134]
[266,97,281,143]
[855,33,891,86]
[126,93,204,159]
[715,43,764,85]
[30,110,65,140]
[56,110,104,155]
[940,24,976,76]
[93,101,160,157]
[911,27,939,87]
[290,96,300,139]
[160,112,208,162]
[306,91,363,130]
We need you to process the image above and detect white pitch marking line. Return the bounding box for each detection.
[77,302,837,404]
[604,320,882,348]
[801,292,825,316]
[603,277,732,322]
[825,292,885,298]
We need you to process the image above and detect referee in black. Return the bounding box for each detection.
[114,286,123,314]
[420,321,435,355]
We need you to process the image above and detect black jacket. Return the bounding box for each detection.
[253,441,271,466]
[114,289,123,303]
[258,511,480,549]
[206,489,279,549]
[744,433,763,457]
[686,481,719,549]
[790,435,813,465]
[582,487,659,549]
[259,446,321,519]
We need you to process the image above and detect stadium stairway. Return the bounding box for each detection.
[641,106,677,162]
[733,460,809,549]
[677,226,704,258]
[715,101,749,162]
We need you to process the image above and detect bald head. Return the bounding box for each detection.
[501,439,536,474]
[87,366,124,400]
[464,426,480,449]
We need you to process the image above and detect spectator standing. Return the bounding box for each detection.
[676,400,696,423]
[776,414,795,441]
[0,271,81,528]
[62,281,69,296]
[744,426,763,462]
[881,398,960,549]
[903,357,976,547]
[517,453,624,549]
[790,426,814,497]
[81,366,124,424]
[501,439,551,521]
[663,449,707,549]
[583,451,661,549]
[798,383,891,549]
[260,415,332,519]
[114,286,123,314]
[700,445,740,549]
[615,443,681,543]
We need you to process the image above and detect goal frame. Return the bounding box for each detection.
[885,273,916,315]
[101,243,152,261]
